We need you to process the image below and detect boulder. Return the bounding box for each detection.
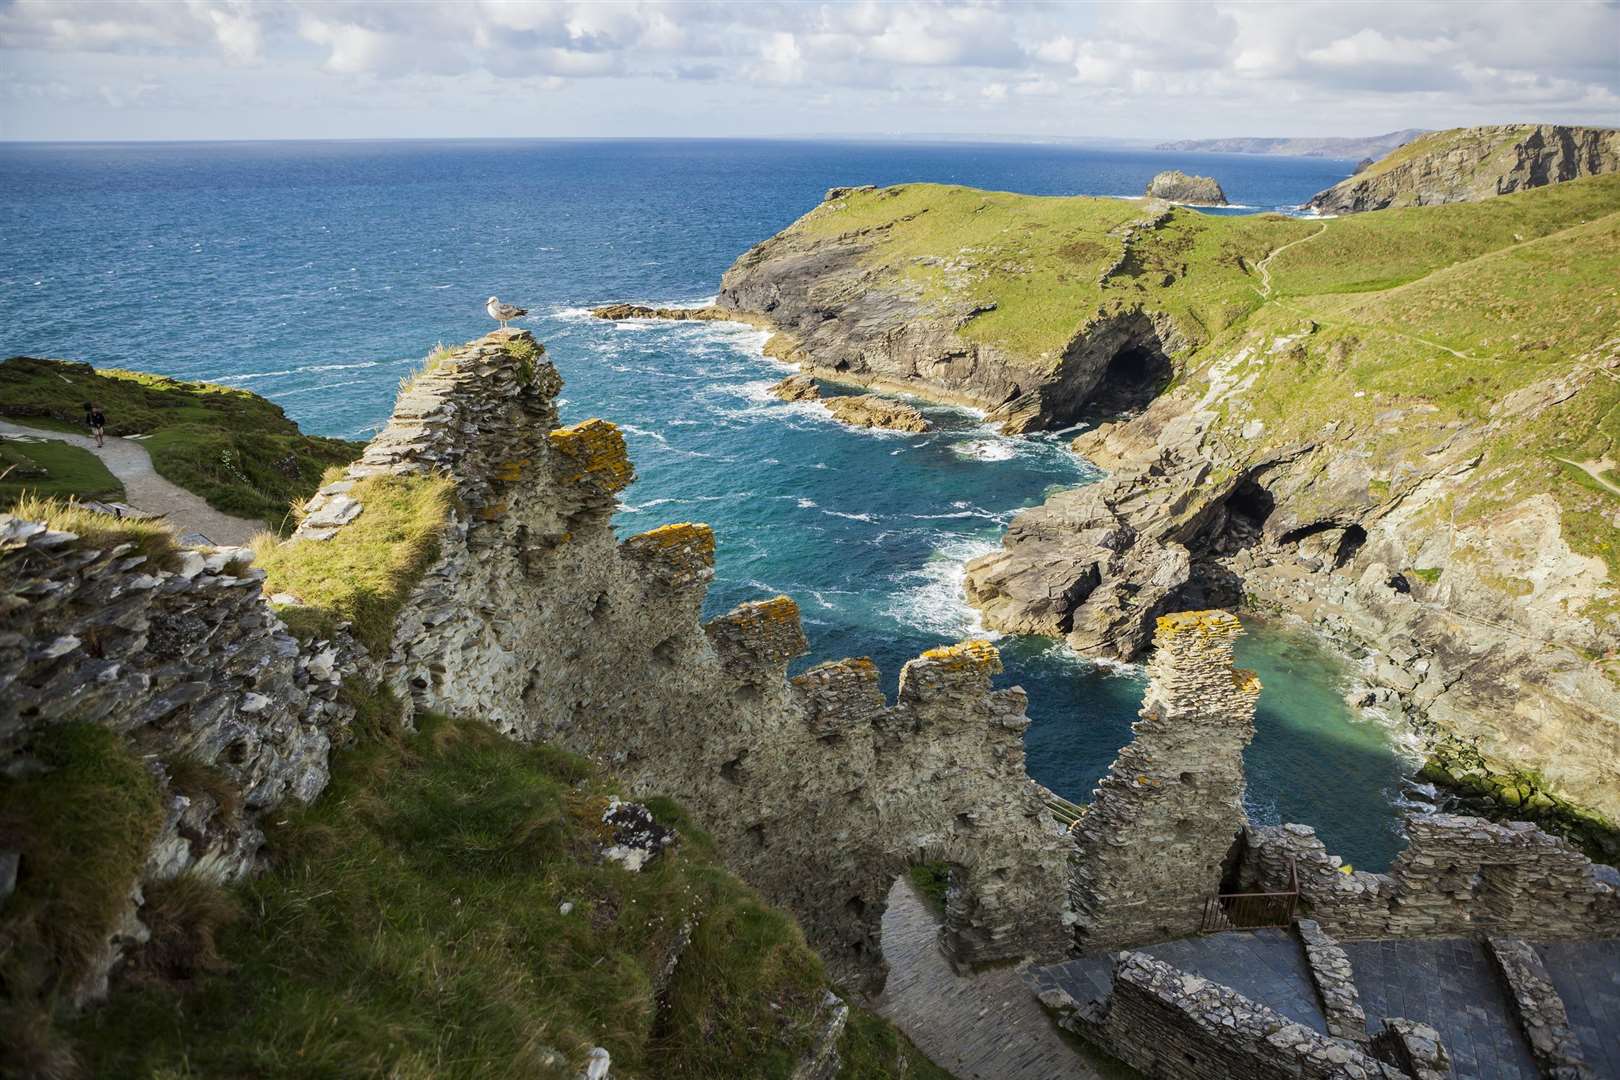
[1144,170,1227,205]
[823,394,932,433]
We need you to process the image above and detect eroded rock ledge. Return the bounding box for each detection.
[963,328,1620,846]
[769,374,932,433]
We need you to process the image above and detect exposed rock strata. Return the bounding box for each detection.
[713,189,1181,434]
[1310,124,1620,213]
[304,330,1071,984]
[1145,170,1227,205]
[964,330,1620,830]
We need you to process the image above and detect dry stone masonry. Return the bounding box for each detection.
[1485,937,1592,1079]
[1069,610,1261,949]
[1298,918,1373,1048]
[295,329,1073,984]
[1043,951,1409,1080]
[1240,813,1620,941]
[0,518,354,1001]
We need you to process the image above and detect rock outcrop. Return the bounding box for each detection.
[1309,124,1620,213]
[0,520,356,1002]
[590,302,730,322]
[768,374,933,432]
[713,185,1183,434]
[964,321,1620,839]
[1145,170,1227,205]
[304,330,1070,984]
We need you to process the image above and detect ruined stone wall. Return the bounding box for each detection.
[296,330,1071,983]
[1241,813,1620,940]
[1043,952,1408,1080]
[1069,610,1261,949]
[0,519,353,1000]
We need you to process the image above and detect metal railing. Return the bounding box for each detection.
[1198,858,1298,933]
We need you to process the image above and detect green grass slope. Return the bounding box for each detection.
[0,357,363,531]
[59,709,942,1080]
[795,174,1620,594]
[0,437,123,507]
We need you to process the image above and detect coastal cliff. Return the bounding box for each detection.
[714,173,1620,847]
[3,330,1068,1075]
[1309,124,1620,213]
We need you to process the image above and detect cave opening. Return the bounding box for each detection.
[1081,340,1175,420]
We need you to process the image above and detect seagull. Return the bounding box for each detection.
[486,296,528,329]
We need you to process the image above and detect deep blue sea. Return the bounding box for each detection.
[0,139,1417,868]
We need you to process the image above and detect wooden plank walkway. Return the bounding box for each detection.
[874,878,1132,1080]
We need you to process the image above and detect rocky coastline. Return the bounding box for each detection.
[1309,123,1620,213]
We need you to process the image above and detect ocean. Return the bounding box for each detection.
[0,138,1416,868]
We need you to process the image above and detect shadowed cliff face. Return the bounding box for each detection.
[963,323,1620,837]
[714,187,1179,434]
[1309,124,1620,213]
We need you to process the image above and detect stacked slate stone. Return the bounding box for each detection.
[1372,1019,1453,1080]
[1297,919,1372,1047]
[1069,610,1262,950]
[317,329,1074,986]
[1241,814,1620,940]
[1044,952,1407,1080]
[1486,937,1593,1079]
[0,517,353,1001]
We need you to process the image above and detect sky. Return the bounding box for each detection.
[1,0,1617,142]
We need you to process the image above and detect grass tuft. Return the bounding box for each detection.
[254,472,454,653]
[4,494,180,572]
[0,724,164,1012]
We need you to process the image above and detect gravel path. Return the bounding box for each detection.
[0,420,263,546]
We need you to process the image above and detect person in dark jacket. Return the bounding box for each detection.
[88,402,106,448]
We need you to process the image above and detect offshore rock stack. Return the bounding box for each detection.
[1068,610,1261,949]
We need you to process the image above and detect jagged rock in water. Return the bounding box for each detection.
[769,373,821,402]
[823,394,931,433]
[1144,170,1227,205]
[590,302,727,321]
[1310,124,1620,213]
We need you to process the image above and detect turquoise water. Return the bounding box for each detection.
[0,139,1414,868]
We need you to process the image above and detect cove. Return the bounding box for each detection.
[0,137,1415,869]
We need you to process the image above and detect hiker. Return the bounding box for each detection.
[88,402,106,448]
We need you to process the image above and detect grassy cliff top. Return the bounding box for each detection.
[786,175,1620,606]
[0,356,363,531]
[783,174,1620,370]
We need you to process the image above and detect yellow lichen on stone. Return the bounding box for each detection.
[629,522,716,556]
[1232,668,1263,695]
[549,419,633,492]
[1155,610,1242,639]
[752,594,801,625]
[920,639,1003,675]
[476,502,507,521]
[492,458,527,483]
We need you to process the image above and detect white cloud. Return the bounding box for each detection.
[0,0,1615,138]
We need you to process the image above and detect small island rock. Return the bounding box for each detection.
[769,373,821,402]
[1144,170,1228,206]
[825,394,932,433]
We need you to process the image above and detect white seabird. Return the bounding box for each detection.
[486,296,528,329]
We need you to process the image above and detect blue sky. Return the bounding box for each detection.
[1,0,1617,141]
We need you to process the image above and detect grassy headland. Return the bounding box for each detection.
[0,438,123,508]
[0,357,363,531]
